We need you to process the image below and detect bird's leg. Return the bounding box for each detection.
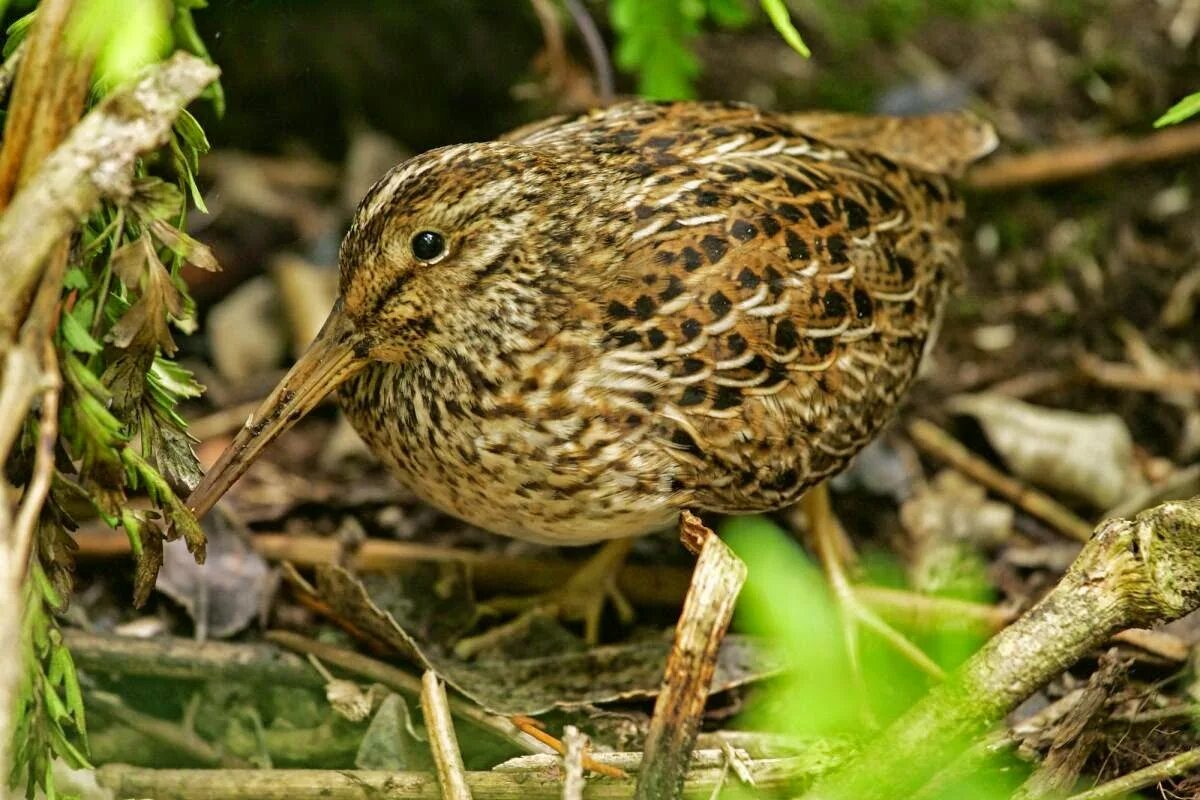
[473,538,636,646]
[800,484,945,682]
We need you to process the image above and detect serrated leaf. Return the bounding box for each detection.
[63,267,90,291]
[43,682,69,723]
[150,356,205,401]
[3,11,35,57]
[31,559,64,611]
[47,721,91,770]
[132,520,164,608]
[148,219,220,272]
[141,405,202,494]
[109,236,185,354]
[48,645,85,735]
[1155,91,1200,128]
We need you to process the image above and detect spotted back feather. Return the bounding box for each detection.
[338,100,994,543]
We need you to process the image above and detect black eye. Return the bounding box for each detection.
[410,230,445,262]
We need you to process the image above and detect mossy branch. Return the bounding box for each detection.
[802,497,1200,800]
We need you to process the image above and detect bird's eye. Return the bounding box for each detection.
[410,230,446,262]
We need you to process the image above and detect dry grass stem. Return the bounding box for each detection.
[1076,353,1200,395]
[96,756,825,799]
[510,716,627,779]
[909,419,1095,542]
[421,670,474,800]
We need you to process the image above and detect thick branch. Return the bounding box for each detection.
[0,51,219,337]
[803,497,1200,800]
[96,758,816,800]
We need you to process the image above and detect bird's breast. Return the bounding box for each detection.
[338,356,682,545]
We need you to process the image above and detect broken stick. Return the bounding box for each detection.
[635,512,747,800]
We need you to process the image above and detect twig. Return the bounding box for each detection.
[1076,353,1200,395]
[563,0,615,103]
[965,122,1200,190]
[802,497,1200,800]
[77,526,1020,635]
[853,586,1013,634]
[1013,650,1124,800]
[1110,627,1190,661]
[64,629,327,688]
[510,716,627,779]
[421,670,473,800]
[96,756,824,799]
[188,399,266,441]
[636,512,747,800]
[908,419,1095,542]
[1065,746,1200,800]
[10,341,60,579]
[0,51,220,337]
[88,690,250,768]
[75,527,694,608]
[266,629,551,756]
[561,725,586,800]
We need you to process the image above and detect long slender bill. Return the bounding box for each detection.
[186,306,367,518]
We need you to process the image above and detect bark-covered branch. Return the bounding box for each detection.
[803,497,1200,800]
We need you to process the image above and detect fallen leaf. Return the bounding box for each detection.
[948,393,1144,508]
[156,505,270,638]
[288,563,785,716]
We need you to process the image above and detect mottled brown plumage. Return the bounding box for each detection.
[188,100,996,547]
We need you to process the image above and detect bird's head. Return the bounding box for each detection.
[187,141,590,518]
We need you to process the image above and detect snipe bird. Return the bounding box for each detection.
[187,100,996,641]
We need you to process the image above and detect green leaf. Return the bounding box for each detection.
[48,644,86,735]
[706,0,750,27]
[611,0,703,99]
[67,0,172,88]
[31,557,64,611]
[63,268,91,291]
[760,0,810,57]
[3,11,36,58]
[1155,91,1200,128]
[60,302,103,355]
[173,108,211,155]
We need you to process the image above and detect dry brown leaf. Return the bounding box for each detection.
[286,563,784,716]
[109,236,185,355]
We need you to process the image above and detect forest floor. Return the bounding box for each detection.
[61,2,1200,798]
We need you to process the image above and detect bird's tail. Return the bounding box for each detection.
[783,110,998,176]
